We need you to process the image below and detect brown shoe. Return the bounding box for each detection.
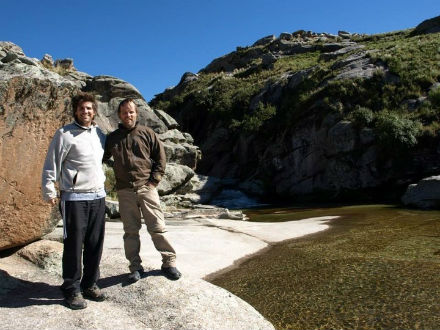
[127,270,142,283]
[82,284,105,302]
[161,266,182,280]
[65,292,87,310]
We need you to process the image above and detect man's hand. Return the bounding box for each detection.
[47,198,57,206]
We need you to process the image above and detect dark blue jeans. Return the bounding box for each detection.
[60,198,106,296]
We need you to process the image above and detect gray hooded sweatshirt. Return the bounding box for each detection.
[41,122,106,201]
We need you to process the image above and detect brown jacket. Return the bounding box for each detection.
[104,123,166,190]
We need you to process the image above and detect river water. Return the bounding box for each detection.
[208,204,440,330]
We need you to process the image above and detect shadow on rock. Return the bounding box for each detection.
[0,269,63,307]
[98,269,163,288]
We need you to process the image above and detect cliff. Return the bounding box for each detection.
[151,16,440,204]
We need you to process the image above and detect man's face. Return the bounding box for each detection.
[75,101,95,127]
[119,101,137,129]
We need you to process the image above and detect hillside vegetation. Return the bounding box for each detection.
[151,16,440,202]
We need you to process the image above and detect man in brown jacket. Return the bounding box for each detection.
[104,98,181,282]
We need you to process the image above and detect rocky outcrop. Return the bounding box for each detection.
[198,31,364,75]
[159,129,200,169]
[270,117,383,197]
[0,42,201,251]
[151,18,440,203]
[160,174,257,209]
[411,15,440,36]
[401,175,440,209]
[161,64,400,200]
[157,163,194,195]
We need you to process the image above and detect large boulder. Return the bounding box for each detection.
[157,164,194,195]
[0,41,25,57]
[401,175,440,209]
[0,43,79,250]
[159,129,201,169]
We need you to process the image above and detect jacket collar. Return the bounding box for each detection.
[74,120,96,130]
[118,121,139,131]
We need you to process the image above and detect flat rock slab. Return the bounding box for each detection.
[0,251,274,330]
[103,216,338,278]
[1,216,338,330]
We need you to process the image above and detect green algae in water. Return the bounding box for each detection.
[209,205,440,330]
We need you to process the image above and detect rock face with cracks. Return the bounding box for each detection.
[0,46,77,250]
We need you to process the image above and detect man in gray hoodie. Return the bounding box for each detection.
[42,92,106,310]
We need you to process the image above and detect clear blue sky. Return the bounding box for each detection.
[3,0,439,102]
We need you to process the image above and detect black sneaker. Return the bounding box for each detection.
[161,266,182,280]
[65,292,87,310]
[127,269,142,283]
[82,284,105,302]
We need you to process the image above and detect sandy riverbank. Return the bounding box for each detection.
[117,216,340,279]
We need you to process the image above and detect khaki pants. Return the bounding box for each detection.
[117,185,176,272]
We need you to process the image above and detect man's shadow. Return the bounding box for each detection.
[99,269,163,288]
[0,268,164,308]
[0,269,63,308]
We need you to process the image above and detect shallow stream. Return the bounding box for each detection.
[209,204,440,330]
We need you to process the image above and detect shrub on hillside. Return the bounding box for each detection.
[104,165,117,199]
[348,106,374,127]
[373,110,421,152]
[428,85,440,108]
[242,102,277,132]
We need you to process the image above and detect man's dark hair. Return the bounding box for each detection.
[71,92,98,119]
[117,98,138,114]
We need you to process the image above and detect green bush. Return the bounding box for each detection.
[242,102,277,132]
[104,165,117,199]
[373,110,421,152]
[348,106,374,127]
[428,86,440,108]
